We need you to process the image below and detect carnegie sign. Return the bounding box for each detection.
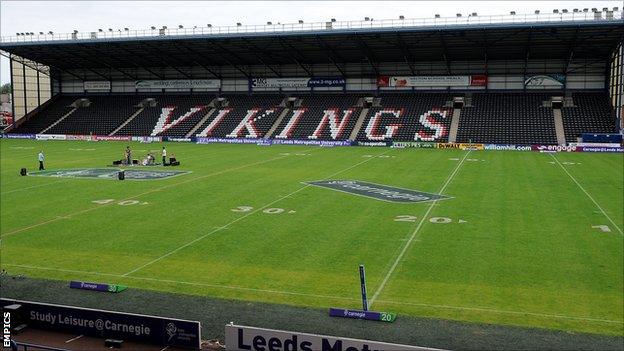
[0,299,200,349]
[377,75,487,87]
[225,324,441,351]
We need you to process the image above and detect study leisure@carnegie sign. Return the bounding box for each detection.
[225,324,441,351]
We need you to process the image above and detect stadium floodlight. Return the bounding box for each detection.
[399,15,405,20]
[435,14,440,18]
[510,11,516,15]
[178,25,183,29]
[16,33,20,36]
[207,24,212,27]
[553,9,559,13]
[562,9,568,13]
[98,29,103,32]
[614,7,619,11]
[39,32,44,35]
[298,20,304,24]
[471,12,477,16]
[266,21,272,25]
[331,18,336,22]
[124,28,129,31]
[603,7,608,12]
[108,28,113,31]
[364,17,370,21]
[48,31,53,34]
[30,32,35,35]
[591,8,597,12]
[535,10,540,14]
[162,26,167,29]
[583,8,589,12]
[151,26,156,30]
[73,30,78,33]
[236,22,242,26]
[573,9,579,13]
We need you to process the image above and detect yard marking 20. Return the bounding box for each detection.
[370,150,472,307]
[122,149,392,276]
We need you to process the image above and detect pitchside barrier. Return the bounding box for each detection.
[2,133,622,152]
[0,298,201,349]
[225,324,444,351]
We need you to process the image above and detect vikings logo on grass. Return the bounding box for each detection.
[305,180,452,203]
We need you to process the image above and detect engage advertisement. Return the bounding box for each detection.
[250,77,345,88]
[0,299,201,349]
[377,75,487,87]
[135,79,221,89]
[225,324,438,351]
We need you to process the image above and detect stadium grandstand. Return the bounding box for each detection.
[1,4,623,351]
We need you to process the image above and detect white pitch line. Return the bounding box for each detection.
[1,180,69,195]
[4,262,622,325]
[369,150,471,307]
[65,335,84,343]
[550,154,623,236]
[123,149,391,276]
[1,152,300,238]
[375,299,624,325]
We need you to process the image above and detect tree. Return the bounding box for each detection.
[0,83,11,94]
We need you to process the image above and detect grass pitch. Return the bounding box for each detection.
[1,139,622,336]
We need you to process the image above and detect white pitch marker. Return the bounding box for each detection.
[592,225,611,233]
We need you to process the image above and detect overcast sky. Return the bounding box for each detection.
[0,0,620,84]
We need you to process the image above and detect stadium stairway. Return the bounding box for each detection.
[110,107,145,136]
[185,108,216,138]
[348,108,370,141]
[264,108,291,138]
[447,107,462,143]
[40,106,78,134]
[552,108,567,145]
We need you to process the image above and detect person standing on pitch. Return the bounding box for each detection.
[162,146,167,165]
[125,145,132,166]
[38,150,45,170]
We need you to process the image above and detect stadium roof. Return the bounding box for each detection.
[1,12,622,78]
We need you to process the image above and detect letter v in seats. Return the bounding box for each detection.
[151,105,208,136]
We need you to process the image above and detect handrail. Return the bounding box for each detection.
[1,10,622,44]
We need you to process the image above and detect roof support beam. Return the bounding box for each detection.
[171,42,222,79]
[112,45,165,79]
[1,52,50,76]
[75,44,139,80]
[353,35,379,76]
[209,42,251,78]
[276,37,313,76]
[314,36,346,77]
[241,38,283,77]
[523,27,533,80]
[141,42,192,79]
[438,31,451,74]
[395,33,416,75]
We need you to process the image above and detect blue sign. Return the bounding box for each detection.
[329,308,397,323]
[69,281,127,293]
[307,77,346,87]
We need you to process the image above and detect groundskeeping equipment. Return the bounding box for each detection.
[329,265,397,323]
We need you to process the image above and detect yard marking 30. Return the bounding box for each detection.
[550,154,623,236]
[370,150,472,307]
[4,263,622,325]
[123,149,392,276]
